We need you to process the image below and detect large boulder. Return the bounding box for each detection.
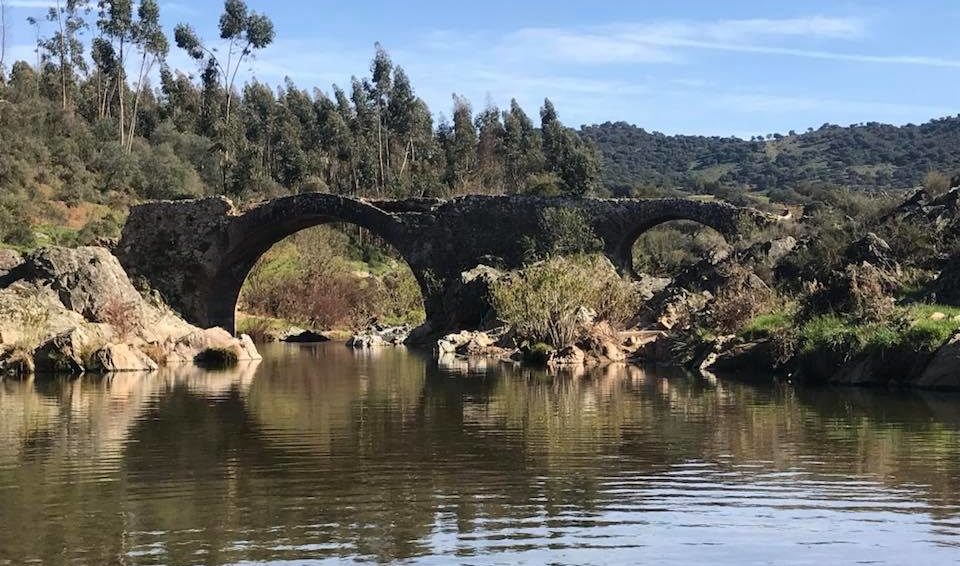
[441,265,504,331]
[33,328,91,374]
[916,333,960,389]
[739,236,797,269]
[930,252,960,306]
[88,343,159,372]
[9,246,143,322]
[0,246,260,377]
[845,233,899,273]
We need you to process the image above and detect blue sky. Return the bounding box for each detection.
[3,0,959,136]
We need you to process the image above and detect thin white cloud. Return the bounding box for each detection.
[5,0,57,8]
[502,16,960,68]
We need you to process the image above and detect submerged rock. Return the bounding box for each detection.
[347,324,411,348]
[280,329,329,343]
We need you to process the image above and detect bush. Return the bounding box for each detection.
[98,295,141,339]
[491,254,639,347]
[924,170,952,197]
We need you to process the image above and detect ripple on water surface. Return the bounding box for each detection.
[1,342,959,565]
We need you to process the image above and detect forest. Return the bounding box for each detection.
[584,117,960,196]
[0,0,603,250]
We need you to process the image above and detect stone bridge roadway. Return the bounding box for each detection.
[116,194,773,334]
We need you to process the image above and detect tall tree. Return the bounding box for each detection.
[475,100,505,193]
[370,42,391,190]
[43,0,89,111]
[539,98,601,196]
[174,0,274,124]
[0,0,8,81]
[125,0,167,151]
[90,37,116,118]
[448,94,477,192]
[97,0,133,142]
[502,99,544,192]
[386,66,417,180]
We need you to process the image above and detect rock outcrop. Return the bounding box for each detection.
[0,246,259,378]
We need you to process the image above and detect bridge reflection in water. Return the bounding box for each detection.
[1,343,959,564]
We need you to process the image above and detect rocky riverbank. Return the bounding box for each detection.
[338,186,960,391]
[0,246,260,378]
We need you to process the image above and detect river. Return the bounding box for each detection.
[1,343,959,565]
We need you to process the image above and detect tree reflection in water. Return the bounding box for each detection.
[0,343,959,564]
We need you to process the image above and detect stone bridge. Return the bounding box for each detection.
[116,194,773,334]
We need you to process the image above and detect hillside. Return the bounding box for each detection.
[582,115,960,194]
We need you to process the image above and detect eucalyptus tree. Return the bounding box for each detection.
[448,94,478,192]
[370,43,392,189]
[502,99,544,193]
[0,0,8,81]
[174,0,274,124]
[125,0,167,151]
[40,0,90,111]
[96,0,134,142]
[475,100,506,193]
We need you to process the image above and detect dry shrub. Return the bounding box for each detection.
[800,263,897,323]
[237,316,276,343]
[242,272,377,329]
[492,254,640,347]
[709,264,775,334]
[924,170,952,197]
[140,342,167,366]
[99,295,141,339]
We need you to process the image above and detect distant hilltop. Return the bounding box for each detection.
[582,115,960,194]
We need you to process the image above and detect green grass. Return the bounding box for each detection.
[798,303,960,359]
[740,311,793,340]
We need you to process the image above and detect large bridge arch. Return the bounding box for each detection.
[205,194,428,334]
[118,194,431,333]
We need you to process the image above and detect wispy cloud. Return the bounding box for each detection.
[5,0,58,8]
[501,16,960,68]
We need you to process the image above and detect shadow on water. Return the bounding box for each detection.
[1,343,959,564]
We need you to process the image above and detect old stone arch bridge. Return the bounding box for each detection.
[116,194,773,334]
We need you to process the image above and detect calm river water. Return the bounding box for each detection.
[1,343,960,565]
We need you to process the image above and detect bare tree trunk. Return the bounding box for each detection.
[117,38,125,146]
[0,0,7,79]
[55,0,67,110]
[127,53,153,152]
[398,138,411,177]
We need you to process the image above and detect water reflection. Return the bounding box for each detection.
[0,343,959,564]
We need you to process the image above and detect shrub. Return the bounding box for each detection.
[522,207,603,262]
[491,254,639,347]
[522,342,554,365]
[632,220,727,276]
[708,265,775,334]
[98,295,141,339]
[924,170,952,197]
